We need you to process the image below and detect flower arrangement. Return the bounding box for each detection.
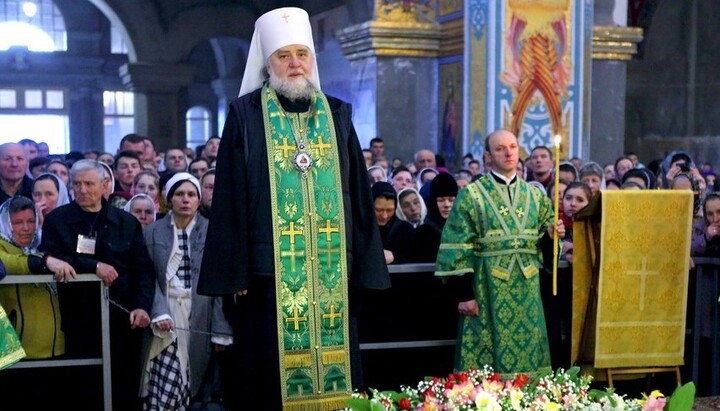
[346,366,696,411]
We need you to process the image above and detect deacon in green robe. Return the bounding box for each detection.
[0,302,25,370]
[435,129,563,376]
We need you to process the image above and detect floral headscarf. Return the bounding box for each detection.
[0,196,40,253]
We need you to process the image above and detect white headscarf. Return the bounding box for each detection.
[123,193,157,223]
[238,7,321,97]
[395,187,428,228]
[34,173,70,211]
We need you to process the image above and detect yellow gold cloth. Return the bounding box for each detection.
[590,191,692,368]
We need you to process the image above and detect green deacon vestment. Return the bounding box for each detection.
[435,173,553,376]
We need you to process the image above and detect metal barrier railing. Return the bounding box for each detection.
[0,274,112,410]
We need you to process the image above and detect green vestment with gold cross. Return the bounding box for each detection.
[262,84,352,411]
[435,174,553,376]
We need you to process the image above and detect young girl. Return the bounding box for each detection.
[561,181,592,263]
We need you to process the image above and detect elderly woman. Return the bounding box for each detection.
[0,196,76,359]
[395,187,427,228]
[32,173,70,229]
[124,194,157,229]
[141,172,232,410]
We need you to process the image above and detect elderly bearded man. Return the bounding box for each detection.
[435,129,564,377]
[197,7,389,411]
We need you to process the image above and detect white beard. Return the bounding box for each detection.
[268,69,316,101]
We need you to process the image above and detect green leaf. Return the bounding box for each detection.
[389,392,410,401]
[370,401,388,411]
[666,382,695,411]
[566,366,580,377]
[345,398,372,411]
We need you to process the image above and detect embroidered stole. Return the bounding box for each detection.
[0,303,25,370]
[262,85,352,411]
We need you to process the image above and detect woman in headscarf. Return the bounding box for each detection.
[124,193,157,229]
[371,182,415,264]
[199,169,215,218]
[0,196,76,359]
[395,187,427,228]
[414,172,458,262]
[32,173,70,229]
[141,172,232,410]
[416,167,438,190]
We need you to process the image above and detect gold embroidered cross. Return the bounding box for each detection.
[312,135,332,157]
[277,137,295,158]
[510,238,522,249]
[286,308,307,331]
[281,12,290,23]
[515,208,525,218]
[625,257,659,311]
[281,221,302,244]
[280,243,305,272]
[319,243,340,270]
[322,304,342,327]
[269,111,286,130]
[318,219,339,241]
[499,206,509,216]
[313,108,325,128]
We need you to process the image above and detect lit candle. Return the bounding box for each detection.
[553,134,561,296]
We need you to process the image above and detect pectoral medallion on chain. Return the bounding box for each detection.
[294,151,313,177]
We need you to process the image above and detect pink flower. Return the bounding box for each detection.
[643,395,666,411]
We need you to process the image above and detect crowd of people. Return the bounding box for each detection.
[0,5,717,410]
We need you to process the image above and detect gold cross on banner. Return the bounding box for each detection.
[281,221,303,244]
[286,308,307,331]
[322,304,342,327]
[276,137,295,159]
[625,257,659,311]
[318,219,339,241]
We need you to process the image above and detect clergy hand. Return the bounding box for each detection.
[548,220,565,239]
[130,309,151,329]
[458,299,479,316]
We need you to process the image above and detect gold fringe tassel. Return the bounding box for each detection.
[283,395,351,411]
[321,350,345,365]
[284,353,312,369]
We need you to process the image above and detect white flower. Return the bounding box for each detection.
[475,390,502,411]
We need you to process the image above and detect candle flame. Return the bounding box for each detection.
[554,134,561,147]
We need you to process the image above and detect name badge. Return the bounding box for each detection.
[77,235,97,255]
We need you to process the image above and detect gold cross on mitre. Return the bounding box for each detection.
[281,12,290,23]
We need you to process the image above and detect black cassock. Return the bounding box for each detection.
[197,87,390,410]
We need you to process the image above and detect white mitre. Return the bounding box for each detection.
[238,7,321,97]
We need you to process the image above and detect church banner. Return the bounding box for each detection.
[594,191,692,368]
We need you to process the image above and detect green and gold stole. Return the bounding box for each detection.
[262,85,352,411]
[0,303,25,370]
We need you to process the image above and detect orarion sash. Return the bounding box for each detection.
[0,303,25,370]
[262,85,352,411]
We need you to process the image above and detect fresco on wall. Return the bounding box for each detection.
[439,60,463,168]
[468,0,590,159]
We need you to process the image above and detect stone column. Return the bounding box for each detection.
[335,1,442,165]
[119,62,196,151]
[590,0,643,165]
